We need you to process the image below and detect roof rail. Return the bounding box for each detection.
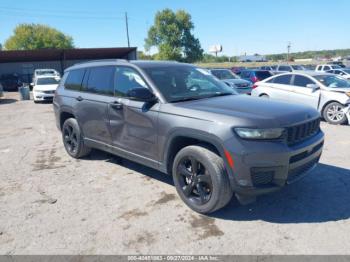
[73,59,129,65]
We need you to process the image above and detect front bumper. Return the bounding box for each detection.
[224,130,324,197]
[33,90,54,101]
[342,105,350,125]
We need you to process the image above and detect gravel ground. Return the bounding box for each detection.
[0,92,350,255]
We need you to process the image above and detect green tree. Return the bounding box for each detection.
[137,51,155,60]
[145,9,203,62]
[4,23,74,50]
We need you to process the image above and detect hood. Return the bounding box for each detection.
[33,84,58,91]
[165,95,320,128]
[324,87,350,93]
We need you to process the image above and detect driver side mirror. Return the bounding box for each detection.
[126,87,157,102]
[306,83,320,91]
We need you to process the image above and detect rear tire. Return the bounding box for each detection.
[172,145,233,214]
[260,94,269,98]
[323,102,347,125]
[62,118,91,158]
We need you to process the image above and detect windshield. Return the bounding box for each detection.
[143,66,237,102]
[211,69,239,80]
[314,75,350,88]
[291,65,305,70]
[36,77,59,85]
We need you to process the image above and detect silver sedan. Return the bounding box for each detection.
[251,71,350,125]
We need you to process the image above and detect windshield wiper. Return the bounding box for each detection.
[170,93,234,103]
[171,96,204,103]
[204,92,234,98]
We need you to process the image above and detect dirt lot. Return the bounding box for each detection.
[0,92,350,255]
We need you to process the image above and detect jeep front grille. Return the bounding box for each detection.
[287,118,320,145]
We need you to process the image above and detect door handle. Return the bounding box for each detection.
[109,101,123,110]
[76,96,83,102]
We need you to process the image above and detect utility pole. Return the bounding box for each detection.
[125,12,130,47]
[287,41,291,62]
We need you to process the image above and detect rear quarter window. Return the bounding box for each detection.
[64,69,85,91]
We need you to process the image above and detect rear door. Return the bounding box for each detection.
[263,74,293,102]
[74,66,115,144]
[108,66,159,161]
[289,75,320,109]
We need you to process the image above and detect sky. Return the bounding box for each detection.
[0,0,349,56]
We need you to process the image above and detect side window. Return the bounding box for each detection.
[85,66,115,96]
[337,70,344,75]
[293,75,314,87]
[64,69,85,91]
[279,66,291,72]
[115,67,148,97]
[273,75,292,85]
[324,66,330,71]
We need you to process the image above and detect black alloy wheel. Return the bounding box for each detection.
[176,156,213,205]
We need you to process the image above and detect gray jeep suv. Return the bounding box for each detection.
[53,60,324,214]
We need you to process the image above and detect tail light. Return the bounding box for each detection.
[252,84,258,89]
[251,76,258,83]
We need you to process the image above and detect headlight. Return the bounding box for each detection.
[234,128,285,140]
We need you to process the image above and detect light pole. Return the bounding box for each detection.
[287,41,291,62]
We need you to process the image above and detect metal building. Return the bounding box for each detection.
[0,47,137,83]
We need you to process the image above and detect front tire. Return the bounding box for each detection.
[62,118,91,158]
[323,102,348,125]
[172,145,233,214]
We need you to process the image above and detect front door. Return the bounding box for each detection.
[108,66,159,161]
[289,75,320,109]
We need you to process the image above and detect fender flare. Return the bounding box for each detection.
[162,128,235,186]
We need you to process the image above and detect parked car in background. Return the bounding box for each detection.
[326,68,350,80]
[0,74,22,91]
[275,64,306,73]
[240,69,273,84]
[33,69,60,79]
[230,66,246,75]
[315,64,341,72]
[252,72,350,125]
[260,65,277,71]
[209,68,252,94]
[303,64,316,71]
[33,76,60,103]
[32,69,60,85]
[329,61,346,68]
[54,60,324,214]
